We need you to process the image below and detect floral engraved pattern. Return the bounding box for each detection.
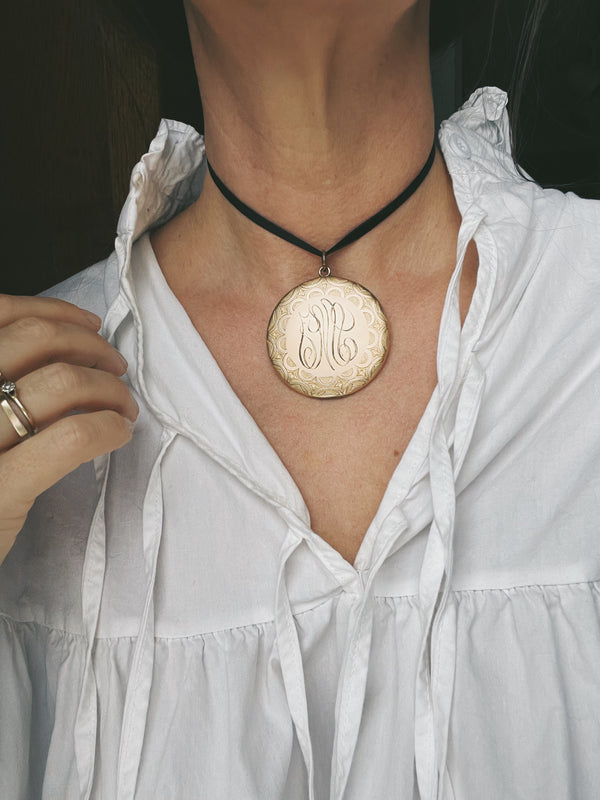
[267,276,389,398]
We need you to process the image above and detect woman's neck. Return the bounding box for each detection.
[175,0,460,293]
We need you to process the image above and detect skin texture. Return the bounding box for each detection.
[151,0,479,564]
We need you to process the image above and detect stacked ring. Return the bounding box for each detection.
[0,369,36,440]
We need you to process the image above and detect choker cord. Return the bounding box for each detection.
[206,140,437,259]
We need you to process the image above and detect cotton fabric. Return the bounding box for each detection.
[1,87,600,800]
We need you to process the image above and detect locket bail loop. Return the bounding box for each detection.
[319,252,330,278]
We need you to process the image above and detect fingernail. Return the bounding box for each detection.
[118,352,129,370]
[124,417,137,432]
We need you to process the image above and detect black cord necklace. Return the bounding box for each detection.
[206,141,437,398]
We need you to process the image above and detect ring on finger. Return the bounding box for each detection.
[0,370,37,440]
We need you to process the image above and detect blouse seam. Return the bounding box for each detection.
[0,612,87,640]
[375,576,600,601]
[0,597,335,642]
[149,596,337,641]
[3,580,598,640]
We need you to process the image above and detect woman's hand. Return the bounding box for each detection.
[0,293,139,566]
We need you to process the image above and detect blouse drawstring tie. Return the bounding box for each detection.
[73,232,180,799]
[275,524,317,800]
[414,208,494,800]
[274,506,413,800]
[329,504,411,800]
[414,354,486,800]
[109,246,183,800]
[73,279,140,800]
[115,427,176,800]
[74,449,111,800]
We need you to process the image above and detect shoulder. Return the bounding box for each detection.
[443,86,600,273]
[38,252,120,322]
[441,89,600,318]
[530,188,600,302]
[555,190,600,256]
[478,180,600,346]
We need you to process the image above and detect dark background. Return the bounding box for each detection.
[1,0,599,295]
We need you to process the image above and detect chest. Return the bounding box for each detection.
[163,257,476,565]
[149,189,482,559]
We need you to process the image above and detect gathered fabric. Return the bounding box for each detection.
[1,87,600,800]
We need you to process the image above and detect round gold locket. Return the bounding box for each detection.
[267,271,389,399]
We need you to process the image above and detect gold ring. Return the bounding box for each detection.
[0,378,36,440]
[0,395,34,439]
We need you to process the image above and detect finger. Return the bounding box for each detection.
[0,409,135,557]
[0,363,139,450]
[0,293,102,332]
[0,316,128,381]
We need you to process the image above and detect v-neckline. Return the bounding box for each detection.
[128,206,489,574]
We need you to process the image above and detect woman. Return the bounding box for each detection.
[1,1,599,798]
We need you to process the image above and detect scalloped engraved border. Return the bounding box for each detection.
[266,276,389,398]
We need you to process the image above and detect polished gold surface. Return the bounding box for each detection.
[267,276,389,398]
[1,380,36,433]
[0,395,34,439]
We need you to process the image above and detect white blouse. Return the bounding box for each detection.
[1,87,600,800]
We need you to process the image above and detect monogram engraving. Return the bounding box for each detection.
[298,298,358,370]
[267,276,388,398]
